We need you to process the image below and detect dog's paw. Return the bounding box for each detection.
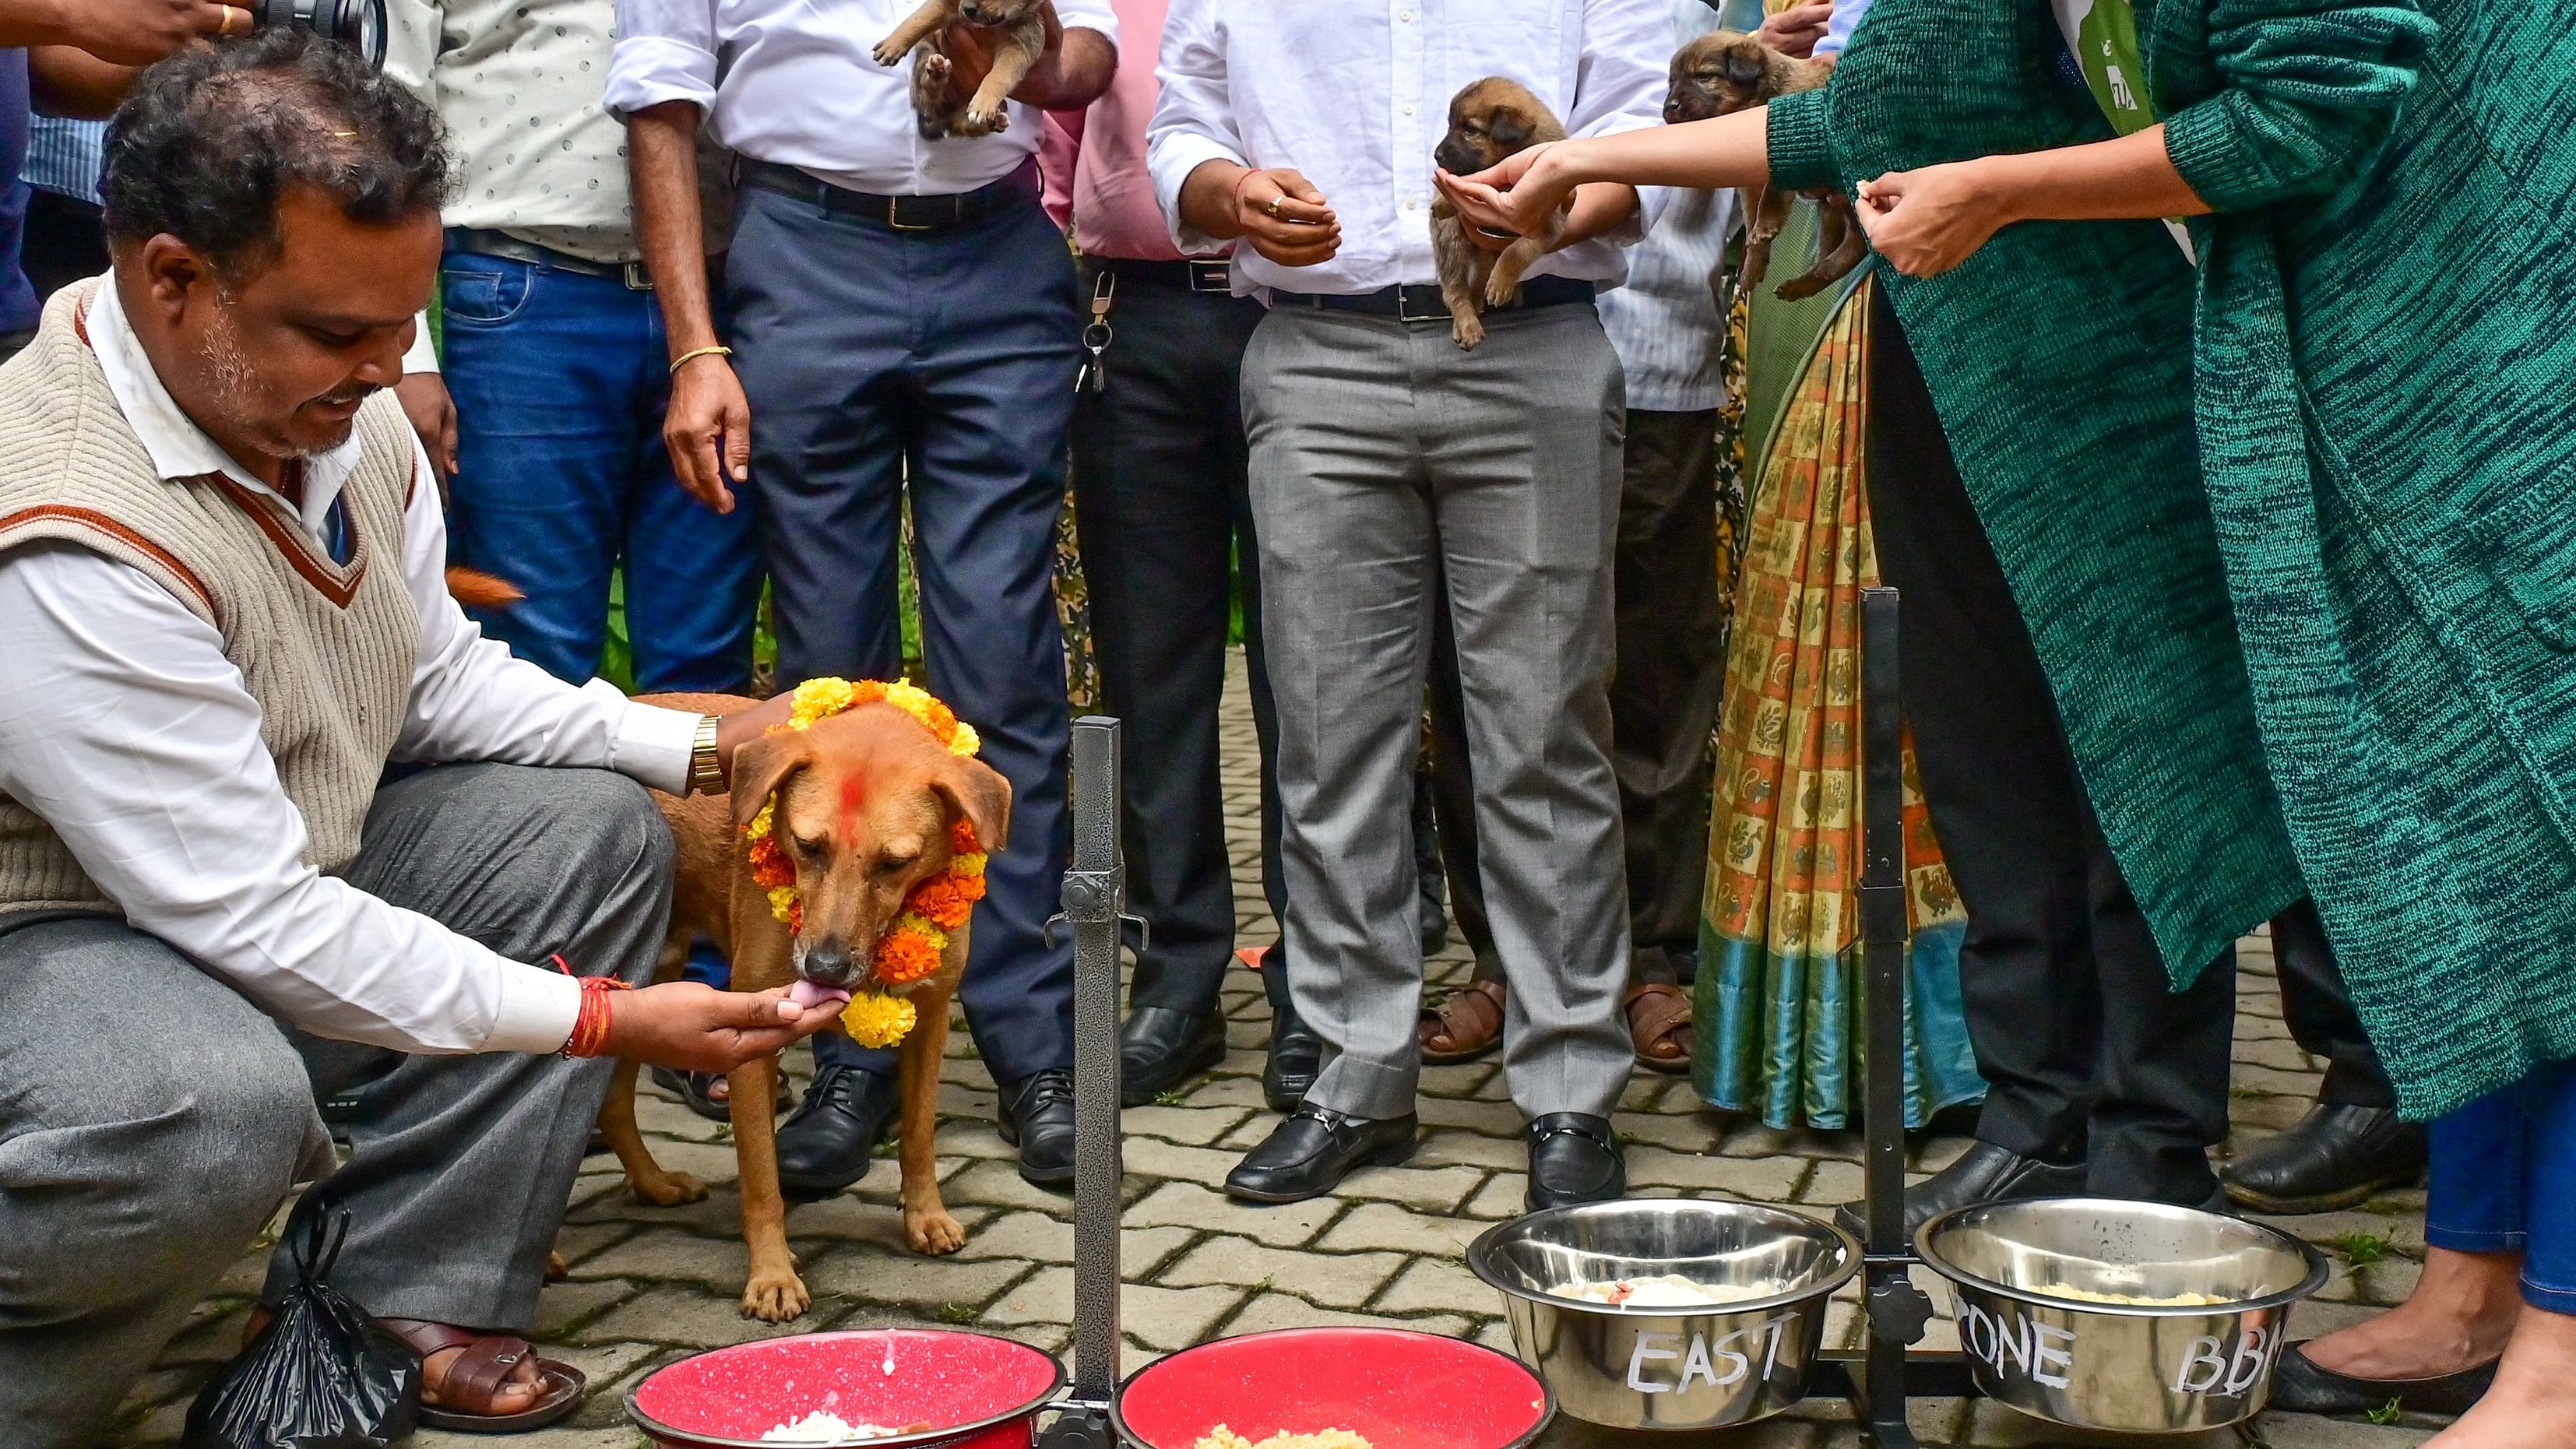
[1482,274,1519,309]
[958,106,1010,137]
[629,1169,709,1208]
[873,36,911,66]
[1772,273,1826,302]
[906,1207,970,1256]
[1451,312,1485,350]
[740,1270,812,1323]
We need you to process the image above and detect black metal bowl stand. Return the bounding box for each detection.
[1036,585,1980,1449]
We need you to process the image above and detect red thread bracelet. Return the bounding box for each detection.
[557,958,634,1059]
[1232,166,1262,222]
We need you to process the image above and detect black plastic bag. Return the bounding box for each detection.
[182,1191,421,1449]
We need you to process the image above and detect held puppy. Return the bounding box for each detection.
[872,0,1049,140]
[596,693,1012,1321]
[1665,30,1864,301]
[1431,77,1571,350]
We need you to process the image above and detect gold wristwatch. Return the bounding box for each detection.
[688,714,727,797]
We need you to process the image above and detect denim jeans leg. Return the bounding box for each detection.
[2517,1059,2576,1313]
[2424,1076,2530,1255]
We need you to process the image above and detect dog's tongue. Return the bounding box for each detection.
[788,979,853,1012]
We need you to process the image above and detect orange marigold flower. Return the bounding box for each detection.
[950,818,980,854]
[875,927,943,984]
[908,877,974,930]
[954,867,987,904]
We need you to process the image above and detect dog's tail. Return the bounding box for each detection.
[445,564,525,609]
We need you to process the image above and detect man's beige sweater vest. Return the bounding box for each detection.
[0,283,421,913]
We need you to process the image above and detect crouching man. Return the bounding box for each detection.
[0,33,839,1446]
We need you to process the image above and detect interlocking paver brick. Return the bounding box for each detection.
[1161,1236,1407,1307]
[1218,1290,1476,1342]
[1317,1201,1485,1257]
[1123,1103,1257,1145]
[982,1267,1243,1351]
[801,1247,1036,1310]
[1126,1180,1343,1247]
[1371,1255,1494,1317]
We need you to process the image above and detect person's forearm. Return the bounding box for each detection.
[1550,108,1773,192]
[1557,182,1638,249]
[1177,157,1250,244]
[1976,125,2211,225]
[628,100,722,357]
[1013,28,1114,111]
[29,44,135,118]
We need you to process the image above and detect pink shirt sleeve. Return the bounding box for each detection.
[1041,110,1084,233]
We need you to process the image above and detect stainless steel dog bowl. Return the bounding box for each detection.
[1468,1199,1860,1430]
[1917,1198,2328,1434]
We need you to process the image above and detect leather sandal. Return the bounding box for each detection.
[382,1318,586,1433]
[1418,978,1506,1064]
[1625,983,1693,1074]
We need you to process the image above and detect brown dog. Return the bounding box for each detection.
[1665,30,1863,301]
[873,0,1049,140]
[594,693,1012,1321]
[1431,77,1571,350]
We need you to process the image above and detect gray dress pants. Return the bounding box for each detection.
[1242,301,1635,1124]
[0,764,671,1448]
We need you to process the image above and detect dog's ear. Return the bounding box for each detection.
[731,730,812,834]
[930,753,1012,855]
[1490,108,1533,153]
[1724,50,1766,89]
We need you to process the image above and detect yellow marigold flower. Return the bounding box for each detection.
[953,852,987,877]
[948,722,980,758]
[842,990,917,1048]
[789,677,857,730]
[746,799,776,839]
[765,884,800,924]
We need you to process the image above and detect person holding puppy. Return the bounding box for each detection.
[607,0,1116,1193]
[0,33,845,1445]
[1148,0,1671,1208]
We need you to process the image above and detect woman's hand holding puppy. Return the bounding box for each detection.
[1177,160,1342,267]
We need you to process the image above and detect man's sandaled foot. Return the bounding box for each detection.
[1418,978,1505,1064]
[382,1318,586,1432]
[1625,983,1692,1074]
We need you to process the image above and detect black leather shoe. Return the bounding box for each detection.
[1226,1106,1417,1203]
[1119,1007,1227,1108]
[2222,1103,2430,1215]
[2267,1342,2497,1416]
[774,1064,898,1199]
[1526,1113,1626,1210]
[1263,1004,1321,1113]
[998,1069,1077,1188]
[1833,1141,2087,1243]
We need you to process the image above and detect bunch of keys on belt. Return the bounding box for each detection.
[1075,273,1115,395]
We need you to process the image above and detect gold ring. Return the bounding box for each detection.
[1266,195,1283,218]
[217,5,247,33]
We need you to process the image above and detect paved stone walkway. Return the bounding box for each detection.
[125,656,2442,1449]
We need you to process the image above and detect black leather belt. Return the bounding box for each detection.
[737,157,1036,231]
[1088,257,1237,294]
[445,228,652,289]
[1272,276,1595,322]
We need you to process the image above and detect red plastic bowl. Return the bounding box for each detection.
[1114,1328,1553,1449]
[628,1329,1067,1449]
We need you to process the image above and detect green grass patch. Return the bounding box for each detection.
[937,1301,980,1324]
[2365,1398,2404,1426]
[2323,1232,2394,1268]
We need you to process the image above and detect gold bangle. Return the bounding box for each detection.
[688,714,727,797]
[669,344,734,376]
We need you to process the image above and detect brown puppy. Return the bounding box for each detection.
[1431,77,1571,350]
[1665,30,1864,301]
[596,693,1012,1321]
[873,0,1050,140]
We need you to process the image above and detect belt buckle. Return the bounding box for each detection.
[622,261,654,291]
[887,197,935,233]
[1395,285,1448,324]
[1188,259,1232,294]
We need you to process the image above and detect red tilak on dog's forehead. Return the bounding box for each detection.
[838,775,868,847]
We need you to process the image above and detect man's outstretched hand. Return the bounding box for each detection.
[603,983,841,1073]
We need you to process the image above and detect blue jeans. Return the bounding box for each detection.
[438,246,762,693]
[726,174,1078,1088]
[2426,1058,2576,1313]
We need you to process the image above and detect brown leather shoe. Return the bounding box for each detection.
[1418,978,1505,1064]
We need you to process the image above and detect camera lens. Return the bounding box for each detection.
[248,0,389,67]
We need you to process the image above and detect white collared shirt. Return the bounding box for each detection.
[0,277,703,1056]
[603,0,1119,198]
[1145,0,1675,297]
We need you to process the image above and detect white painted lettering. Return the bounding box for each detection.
[2030,1323,2076,1389]
[2171,1335,2228,1394]
[1626,1331,1680,1394]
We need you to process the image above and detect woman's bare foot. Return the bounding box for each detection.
[2426,1306,2576,1446]
[2303,1247,2521,1380]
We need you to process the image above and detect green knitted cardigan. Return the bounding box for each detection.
[1767,0,2576,1120]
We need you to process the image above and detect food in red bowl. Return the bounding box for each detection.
[1113,1328,1552,1449]
[628,1329,1065,1449]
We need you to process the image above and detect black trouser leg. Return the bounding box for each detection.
[2270,896,2396,1109]
[1866,285,2229,1200]
[1610,409,1726,987]
[1070,269,1269,1013]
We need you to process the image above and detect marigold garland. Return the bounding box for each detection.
[744,678,988,1048]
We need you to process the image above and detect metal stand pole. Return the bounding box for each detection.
[1037,716,1136,1449]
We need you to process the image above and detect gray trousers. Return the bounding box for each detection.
[1242,302,1635,1123]
[0,764,671,1449]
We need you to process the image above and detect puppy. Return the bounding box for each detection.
[873,0,1049,140]
[1665,30,1865,301]
[595,693,1012,1321]
[1431,77,1571,350]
